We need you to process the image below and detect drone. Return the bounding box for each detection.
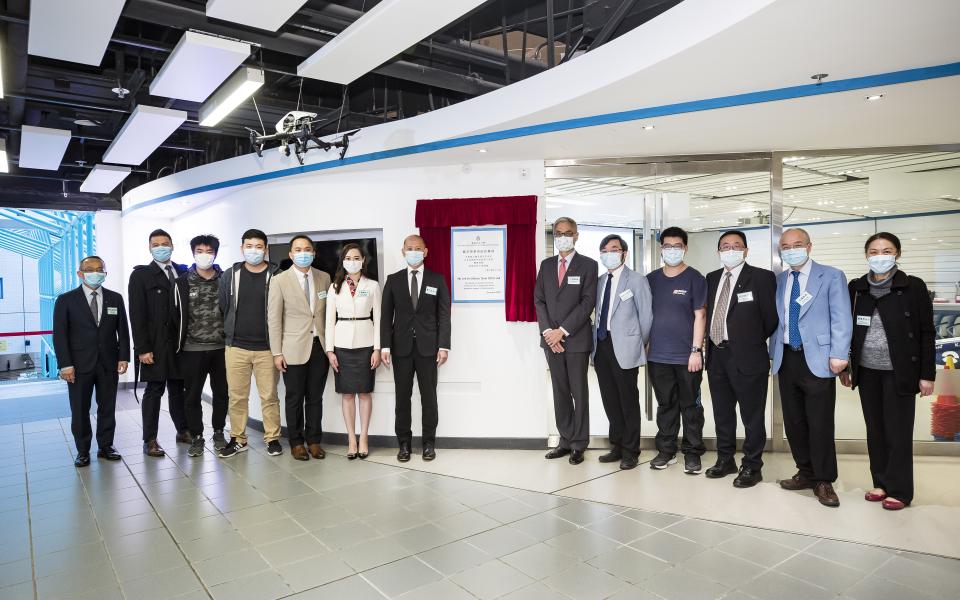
[246,111,359,165]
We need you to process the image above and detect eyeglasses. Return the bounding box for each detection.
[554,232,576,238]
[661,244,684,250]
[81,269,106,274]
[779,243,807,250]
[719,244,746,251]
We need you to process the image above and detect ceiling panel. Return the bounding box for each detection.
[19,126,72,170]
[206,0,309,32]
[102,105,188,166]
[79,164,132,194]
[149,31,251,103]
[27,0,125,65]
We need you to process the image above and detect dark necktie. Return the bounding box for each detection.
[303,273,311,308]
[165,265,176,287]
[710,272,732,343]
[90,291,99,326]
[410,270,419,310]
[789,271,802,349]
[597,274,612,341]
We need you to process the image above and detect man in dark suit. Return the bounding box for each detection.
[53,256,130,467]
[128,228,188,458]
[534,217,599,465]
[705,230,778,487]
[381,234,452,462]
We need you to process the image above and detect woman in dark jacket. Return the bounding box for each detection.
[841,232,936,510]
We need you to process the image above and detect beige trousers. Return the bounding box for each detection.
[224,346,281,443]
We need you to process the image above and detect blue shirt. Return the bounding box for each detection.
[646,266,708,364]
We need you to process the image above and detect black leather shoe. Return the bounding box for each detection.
[705,458,738,479]
[96,446,121,461]
[397,441,411,462]
[733,466,763,488]
[545,447,572,460]
[568,450,585,465]
[598,449,622,463]
[619,456,639,470]
[74,453,91,468]
[422,442,436,461]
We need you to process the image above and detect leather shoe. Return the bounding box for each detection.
[705,458,738,479]
[882,497,906,510]
[568,450,584,465]
[733,466,762,488]
[598,449,622,463]
[779,473,815,491]
[619,456,638,470]
[422,442,436,461]
[814,482,840,507]
[74,453,91,468]
[175,431,193,444]
[96,446,121,461]
[864,490,887,502]
[545,447,572,460]
[397,441,411,462]
[291,445,310,461]
[143,440,165,458]
[308,444,326,459]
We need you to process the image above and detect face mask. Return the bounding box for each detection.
[780,248,808,267]
[868,255,896,274]
[343,259,363,274]
[81,272,106,289]
[719,250,745,269]
[292,252,314,268]
[599,251,623,270]
[661,248,685,267]
[404,250,424,267]
[194,254,215,270]
[554,236,575,253]
[243,249,265,266]
[151,246,172,263]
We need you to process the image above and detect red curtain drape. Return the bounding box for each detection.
[415,195,538,322]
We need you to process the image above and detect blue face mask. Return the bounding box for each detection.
[661,248,684,267]
[82,272,106,288]
[243,249,265,266]
[404,250,424,267]
[868,255,896,274]
[292,252,314,268]
[599,251,623,270]
[780,247,808,267]
[151,246,172,263]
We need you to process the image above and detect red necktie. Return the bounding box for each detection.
[558,257,567,286]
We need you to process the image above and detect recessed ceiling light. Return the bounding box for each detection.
[641,124,655,130]
[865,94,884,101]
[478,148,487,153]
[74,118,100,127]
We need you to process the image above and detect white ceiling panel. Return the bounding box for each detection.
[102,105,187,166]
[19,126,71,170]
[28,0,125,65]
[80,164,132,193]
[149,31,251,102]
[298,0,487,84]
[206,0,309,32]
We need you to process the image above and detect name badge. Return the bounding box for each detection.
[425,286,438,296]
[619,289,634,301]
[795,291,813,306]
[856,315,872,326]
[106,307,118,316]
[737,291,754,302]
[673,289,687,296]
[358,290,370,297]
[567,276,581,285]
[317,291,328,300]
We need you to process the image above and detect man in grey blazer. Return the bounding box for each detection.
[534,217,599,465]
[592,234,653,470]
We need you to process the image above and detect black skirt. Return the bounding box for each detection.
[334,346,376,394]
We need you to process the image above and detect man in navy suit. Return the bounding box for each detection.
[770,228,852,507]
[53,256,130,467]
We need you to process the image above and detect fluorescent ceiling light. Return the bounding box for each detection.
[297,0,487,84]
[102,105,187,166]
[641,124,655,130]
[0,139,8,173]
[79,164,131,193]
[206,0,309,32]
[199,67,264,127]
[28,0,125,66]
[19,126,72,170]
[865,93,884,101]
[149,31,251,102]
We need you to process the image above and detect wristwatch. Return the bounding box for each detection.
[691,347,702,353]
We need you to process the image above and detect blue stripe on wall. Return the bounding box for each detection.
[123,61,960,216]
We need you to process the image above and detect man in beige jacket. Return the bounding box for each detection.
[267,235,332,460]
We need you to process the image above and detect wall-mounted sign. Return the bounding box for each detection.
[451,227,506,303]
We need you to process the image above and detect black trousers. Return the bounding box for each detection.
[180,349,228,439]
[283,338,330,446]
[394,351,439,444]
[594,337,641,458]
[649,361,706,456]
[69,363,118,454]
[707,343,768,469]
[142,378,186,442]
[545,349,590,452]
[857,367,915,504]
[778,346,838,482]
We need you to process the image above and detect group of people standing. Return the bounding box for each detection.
[53,229,451,469]
[537,217,935,511]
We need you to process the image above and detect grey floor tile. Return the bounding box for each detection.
[397,579,476,600]
[290,574,384,599]
[604,585,663,600]
[475,497,545,523]
[0,581,38,600]
[33,541,110,578]
[167,513,235,543]
[0,558,33,588]
[237,516,307,546]
[112,544,190,581]
[666,519,740,546]
[363,556,443,598]
[465,525,539,557]
[871,554,960,598]
[643,565,729,600]
[293,505,356,531]
[277,553,354,590]
[587,514,659,544]
[542,561,628,600]
[715,532,800,567]
[418,539,491,575]
[844,573,938,600]
[257,533,328,567]
[314,520,381,550]
[738,571,835,600]
[452,560,535,600]
[805,538,894,573]
[406,496,472,520]
[588,546,671,584]
[681,548,767,589]
[741,527,816,551]
[547,500,621,526]
[774,552,866,593]
[340,536,412,572]
[181,529,250,562]
[388,522,460,554]
[509,512,579,542]
[194,547,271,587]
[36,558,117,598]
[499,582,570,600]
[630,530,707,565]
[209,570,291,600]
[433,509,501,539]
[225,503,292,528]
[544,527,621,561]
[501,542,579,580]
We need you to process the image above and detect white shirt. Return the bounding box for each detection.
[599,264,625,331]
[557,250,576,278]
[296,267,317,337]
[383,267,450,354]
[82,284,103,322]
[713,261,745,342]
[782,259,812,345]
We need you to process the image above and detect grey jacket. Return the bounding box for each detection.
[592,266,653,369]
[218,260,280,347]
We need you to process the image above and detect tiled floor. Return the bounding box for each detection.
[1,393,959,599]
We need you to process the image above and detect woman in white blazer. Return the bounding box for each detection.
[325,243,381,459]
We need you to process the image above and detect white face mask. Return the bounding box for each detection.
[661,248,685,267]
[599,251,623,270]
[719,250,745,269]
[343,259,363,274]
[554,235,575,253]
[194,254,215,269]
[868,255,896,274]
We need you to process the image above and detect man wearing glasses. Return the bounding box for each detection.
[704,230,778,488]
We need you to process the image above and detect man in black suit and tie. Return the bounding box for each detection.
[534,217,599,465]
[381,234,452,462]
[704,230,778,487]
[53,256,130,467]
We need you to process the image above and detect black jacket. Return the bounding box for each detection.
[380,267,451,357]
[705,263,778,375]
[848,270,936,395]
[534,253,599,353]
[53,286,130,374]
[218,260,280,347]
[128,261,187,381]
